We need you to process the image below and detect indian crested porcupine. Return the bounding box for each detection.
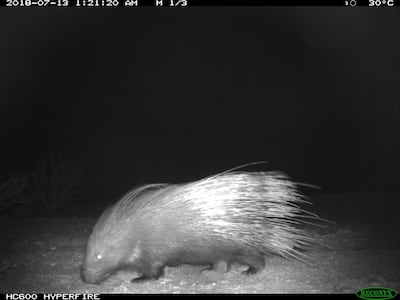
[81,167,323,284]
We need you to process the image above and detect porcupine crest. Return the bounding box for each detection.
[82,169,322,284]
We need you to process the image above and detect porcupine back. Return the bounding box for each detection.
[81,171,320,284]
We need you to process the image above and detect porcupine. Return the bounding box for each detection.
[81,163,324,284]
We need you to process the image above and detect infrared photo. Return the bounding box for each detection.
[0,8,399,294]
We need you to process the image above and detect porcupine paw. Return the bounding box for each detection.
[241,266,260,276]
[200,265,213,273]
[200,261,229,274]
[131,276,146,283]
[131,273,162,283]
[131,267,164,283]
[131,276,156,283]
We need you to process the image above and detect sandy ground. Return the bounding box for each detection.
[0,217,399,294]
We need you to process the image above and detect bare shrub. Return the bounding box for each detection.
[0,174,33,214]
[31,151,87,213]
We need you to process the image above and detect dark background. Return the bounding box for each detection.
[0,8,399,210]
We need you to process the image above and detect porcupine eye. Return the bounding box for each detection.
[96,254,102,260]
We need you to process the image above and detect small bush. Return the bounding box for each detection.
[0,174,33,215]
[31,151,87,214]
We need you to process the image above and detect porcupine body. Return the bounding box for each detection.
[81,170,320,284]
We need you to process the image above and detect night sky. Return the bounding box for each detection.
[1,9,399,204]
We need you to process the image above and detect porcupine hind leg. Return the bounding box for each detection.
[236,254,265,276]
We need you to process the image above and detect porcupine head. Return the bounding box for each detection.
[81,205,126,284]
[81,184,174,284]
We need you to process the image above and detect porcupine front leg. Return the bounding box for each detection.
[200,261,229,274]
[131,261,165,283]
